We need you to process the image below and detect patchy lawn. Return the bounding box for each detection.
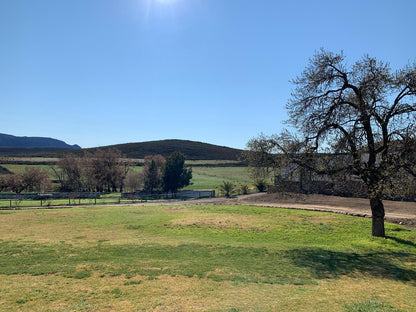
[0,204,415,311]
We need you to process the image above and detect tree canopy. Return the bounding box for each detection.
[246,49,416,237]
[142,155,165,193]
[53,148,129,192]
[162,151,192,193]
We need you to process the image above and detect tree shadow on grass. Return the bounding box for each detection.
[386,235,416,248]
[284,247,416,284]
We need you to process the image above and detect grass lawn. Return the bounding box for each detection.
[0,204,415,311]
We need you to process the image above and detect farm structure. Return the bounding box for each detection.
[273,153,415,200]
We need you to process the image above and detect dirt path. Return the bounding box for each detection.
[185,193,416,227]
[6,192,416,227]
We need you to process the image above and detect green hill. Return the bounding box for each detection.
[87,139,244,160]
[0,139,245,161]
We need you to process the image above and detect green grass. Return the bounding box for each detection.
[184,166,252,192]
[0,204,415,311]
[186,160,244,166]
[1,164,52,174]
[344,301,405,312]
[0,157,59,163]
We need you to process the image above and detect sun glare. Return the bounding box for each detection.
[142,0,183,23]
[154,0,176,4]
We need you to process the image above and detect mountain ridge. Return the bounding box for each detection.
[0,133,81,149]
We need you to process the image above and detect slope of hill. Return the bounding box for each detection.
[0,165,12,174]
[0,133,80,149]
[0,147,80,157]
[88,139,244,160]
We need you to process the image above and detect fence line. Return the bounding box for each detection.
[0,192,101,200]
[121,190,215,200]
[0,190,215,209]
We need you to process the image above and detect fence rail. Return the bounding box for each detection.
[0,190,215,209]
[0,192,101,200]
[121,190,215,200]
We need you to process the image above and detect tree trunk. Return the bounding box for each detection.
[369,196,385,237]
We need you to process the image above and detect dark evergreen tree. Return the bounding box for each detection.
[142,155,165,193]
[162,151,192,193]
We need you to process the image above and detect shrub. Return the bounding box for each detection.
[219,181,235,197]
[239,184,249,195]
[255,180,267,192]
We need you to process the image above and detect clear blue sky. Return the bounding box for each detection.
[1,0,415,149]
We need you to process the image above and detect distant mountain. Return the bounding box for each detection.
[0,133,81,149]
[87,139,244,160]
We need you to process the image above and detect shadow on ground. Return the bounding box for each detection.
[285,244,416,284]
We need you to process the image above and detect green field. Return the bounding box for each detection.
[0,164,55,175]
[0,204,415,311]
[184,166,251,192]
[129,163,252,193]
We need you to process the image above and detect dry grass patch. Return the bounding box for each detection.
[168,207,345,232]
[162,206,188,211]
[1,274,414,311]
[170,215,273,231]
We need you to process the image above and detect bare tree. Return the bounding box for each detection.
[54,148,129,192]
[53,153,83,191]
[84,149,127,192]
[123,170,142,193]
[250,50,416,237]
[242,133,280,185]
[3,174,25,193]
[0,175,6,192]
[22,167,51,192]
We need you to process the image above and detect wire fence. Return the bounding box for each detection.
[0,190,215,209]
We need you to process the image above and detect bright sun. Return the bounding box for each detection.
[143,0,182,21]
[154,0,176,3]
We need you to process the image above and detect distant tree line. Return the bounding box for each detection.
[124,151,192,194]
[52,149,129,192]
[53,149,192,194]
[0,149,192,194]
[0,167,52,193]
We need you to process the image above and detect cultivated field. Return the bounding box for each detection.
[0,203,415,311]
